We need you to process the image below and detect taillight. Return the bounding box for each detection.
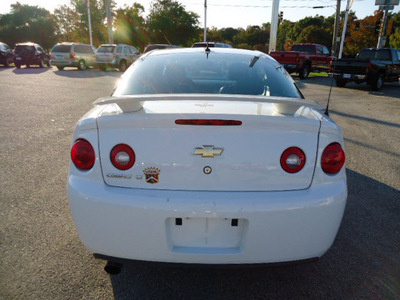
[110,144,135,170]
[71,139,95,170]
[321,143,345,174]
[330,60,333,72]
[70,53,76,59]
[280,147,306,173]
[366,62,373,74]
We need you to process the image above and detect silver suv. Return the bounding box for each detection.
[50,43,96,71]
[96,44,141,72]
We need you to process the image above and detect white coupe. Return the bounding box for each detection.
[68,47,347,274]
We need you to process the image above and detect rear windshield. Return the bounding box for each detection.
[51,45,71,53]
[114,51,302,99]
[357,49,391,60]
[290,45,315,53]
[97,46,115,53]
[15,46,35,53]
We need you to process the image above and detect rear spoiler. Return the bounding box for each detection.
[94,94,323,114]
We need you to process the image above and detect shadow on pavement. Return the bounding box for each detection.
[296,76,400,98]
[330,109,400,129]
[107,169,400,299]
[12,66,51,75]
[53,68,122,79]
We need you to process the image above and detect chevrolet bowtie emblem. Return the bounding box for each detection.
[193,145,224,158]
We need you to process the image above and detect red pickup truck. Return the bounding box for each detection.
[270,43,334,79]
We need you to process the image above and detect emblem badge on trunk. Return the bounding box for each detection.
[193,145,224,158]
[143,167,161,184]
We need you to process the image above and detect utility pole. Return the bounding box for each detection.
[377,2,390,48]
[85,0,93,46]
[204,0,207,42]
[269,0,280,53]
[375,0,398,48]
[332,0,341,57]
[106,0,114,44]
[338,0,354,59]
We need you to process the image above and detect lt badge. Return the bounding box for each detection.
[143,167,161,184]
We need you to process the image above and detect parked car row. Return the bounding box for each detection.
[0,41,142,72]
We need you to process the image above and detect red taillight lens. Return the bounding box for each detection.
[321,143,345,174]
[366,62,372,74]
[280,147,306,173]
[70,53,76,59]
[71,139,95,170]
[330,60,333,72]
[110,144,135,170]
[175,119,242,126]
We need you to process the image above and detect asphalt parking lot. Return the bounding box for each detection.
[0,66,399,299]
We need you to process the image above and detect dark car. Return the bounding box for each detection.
[14,42,50,68]
[192,42,233,48]
[332,48,400,90]
[0,42,14,67]
[143,44,181,53]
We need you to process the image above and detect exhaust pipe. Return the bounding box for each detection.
[104,261,123,275]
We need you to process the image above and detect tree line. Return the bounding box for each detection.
[0,0,399,56]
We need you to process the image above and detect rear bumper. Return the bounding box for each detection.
[14,56,41,65]
[283,64,300,73]
[50,59,78,68]
[68,176,347,265]
[332,72,367,81]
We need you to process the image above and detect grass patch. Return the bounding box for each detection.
[310,72,329,77]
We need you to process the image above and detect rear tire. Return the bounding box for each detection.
[119,60,127,72]
[371,73,384,91]
[57,66,65,71]
[15,62,21,69]
[39,58,44,68]
[78,60,87,70]
[4,58,10,67]
[299,64,310,79]
[26,64,30,68]
[335,79,347,87]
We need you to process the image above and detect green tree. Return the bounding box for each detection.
[287,16,325,42]
[389,12,400,48]
[0,3,57,49]
[220,27,240,43]
[53,5,85,43]
[114,3,148,50]
[53,0,114,46]
[297,25,332,47]
[389,28,400,48]
[277,20,294,50]
[344,11,382,56]
[233,25,269,51]
[147,0,199,46]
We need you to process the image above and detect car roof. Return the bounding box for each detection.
[99,44,134,47]
[15,42,39,46]
[55,42,89,45]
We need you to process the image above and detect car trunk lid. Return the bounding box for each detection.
[96,98,321,191]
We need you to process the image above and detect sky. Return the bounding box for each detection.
[1,0,399,29]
